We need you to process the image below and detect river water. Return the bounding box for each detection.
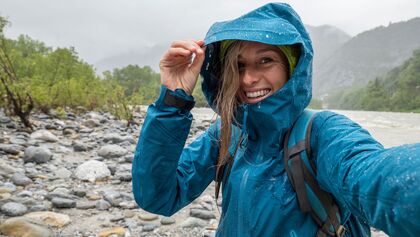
[191,108,420,148]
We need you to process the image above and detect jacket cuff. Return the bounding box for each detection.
[155,86,195,112]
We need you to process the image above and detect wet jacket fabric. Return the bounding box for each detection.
[132,3,420,237]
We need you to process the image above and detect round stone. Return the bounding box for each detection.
[23,146,52,164]
[51,197,76,208]
[160,216,176,225]
[1,202,28,216]
[11,173,33,186]
[139,213,158,221]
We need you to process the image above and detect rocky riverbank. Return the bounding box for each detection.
[0,107,219,237]
[2,107,416,236]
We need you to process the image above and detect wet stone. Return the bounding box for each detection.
[96,199,112,210]
[139,213,159,221]
[51,197,76,208]
[0,144,24,155]
[110,214,125,222]
[180,217,207,228]
[11,173,33,186]
[76,201,96,210]
[29,204,49,212]
[142,222,160,232]
[161,216,176,225]
[23,146,52,164]
[190,209,216,220]
[1,202,28,216]
[0,217,53,237]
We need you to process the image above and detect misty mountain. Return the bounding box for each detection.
[305,24,351,69]
[313,17,420,97]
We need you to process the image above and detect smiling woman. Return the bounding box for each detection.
[132,2,420,237]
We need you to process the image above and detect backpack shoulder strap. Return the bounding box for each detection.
[284,109,346,237]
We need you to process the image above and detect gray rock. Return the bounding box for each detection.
[180,217,207,228]
[29,204,49,212]
[103,190,122,207]
[116,172,132,182]
[96,199,111,210]
[1,202,28,216]
[30,130,58,142]
[54,167,72,179]
[73,188,87,198]
[51,197,76,208]
[142,223,160,232]
[82,119,100,128]
[11,173,33,186]
[110,214,125,222]
[23,146,52,164]
[0,144,24,155]
[103,133,126,144]
[76,201,96,210]
[16,190,33,198]
[0,162,18,177]
[139,213,158,221]
[72,141,88,152]
[74,160,111,182]
[161,216,176,225]
[190,209,216,220]
[0,116,11,123]
[9,137,27,145]
[118,201,137,209]
[97,144,127,158]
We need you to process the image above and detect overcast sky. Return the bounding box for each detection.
[1,0,419,69]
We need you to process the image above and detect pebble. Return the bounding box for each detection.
[161,216,176,225]
[180,217,207,228]
[24,211,71,227]
[97,144,127,159]
[190,208,216,220]
[1,202,28,216]
[23,146,52,164]
[0,217,53,237]
[96,199,112,210]
[139,213,159,221]
[51,197,76,208]
[11,173,33,186]
[74,160,111,182]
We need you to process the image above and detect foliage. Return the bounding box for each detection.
[326,49,420,112]
[0,16,34,128]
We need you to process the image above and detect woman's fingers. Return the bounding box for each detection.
[171,40,204,54]
[190,46,206,74]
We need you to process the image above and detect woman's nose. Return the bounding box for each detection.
[241,68,259,87]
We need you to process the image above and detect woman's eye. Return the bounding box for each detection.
[237,62,245,71]
[260,57,273,64]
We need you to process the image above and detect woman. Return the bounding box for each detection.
[132,3,420,236]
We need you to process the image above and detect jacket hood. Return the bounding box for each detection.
[200,2,313,150]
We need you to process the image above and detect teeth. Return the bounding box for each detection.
[246,89,270,98]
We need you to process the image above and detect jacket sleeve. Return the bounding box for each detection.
[311,111,420,237]
[132,86,219,216]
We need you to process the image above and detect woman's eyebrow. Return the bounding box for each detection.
[256,48,278,54]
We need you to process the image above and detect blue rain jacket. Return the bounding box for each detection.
[132,3,420,236]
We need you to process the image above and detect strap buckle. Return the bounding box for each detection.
[336,225,346,237]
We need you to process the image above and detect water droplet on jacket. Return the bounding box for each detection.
[265,34,270,38]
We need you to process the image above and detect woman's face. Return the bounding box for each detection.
[237,41,289,104]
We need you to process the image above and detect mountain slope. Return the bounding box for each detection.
[313,18,420,96]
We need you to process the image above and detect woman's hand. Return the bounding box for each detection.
[159,39,206,95]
